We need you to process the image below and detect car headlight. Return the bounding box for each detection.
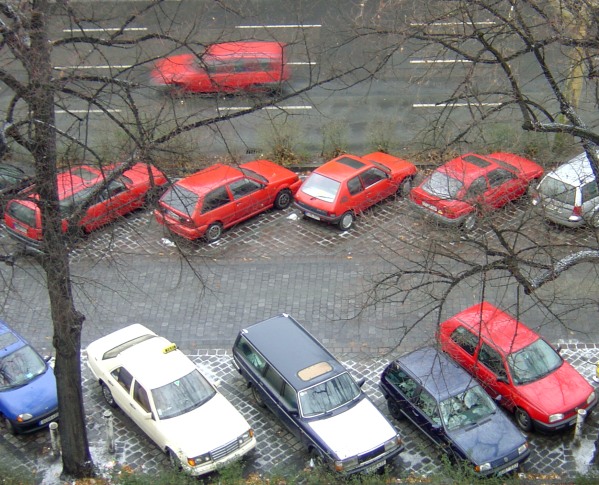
[548,413,565,423]
[16,413,33,423]
[187,453,211,467]
[238,429,254,444]
[475,462,491,473]
[334,456,359,472]
[384,434,402,451]
[587,392,596,405]
[518,442,529,455]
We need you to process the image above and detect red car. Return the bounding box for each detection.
[409,152,543,231]
[154,159,301,242]
[4,163,167,252]
[437,302,597,432]
[293,152,417,230]
[151,41,290,94]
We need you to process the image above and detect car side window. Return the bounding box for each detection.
[111,367,133,393]
[360,167,387,188]
[386,366,418,400]
[450,326,479,356]
[487,169,515,188]
[105,180,127,199]
[264,366,285,394]
[236,338,266,373]
[347,176,363,196]
[202,186,231,214]
[229,178,262,199]
[478,343,507,379]
[465,177,488,199]
[281,382,298,410]
[417,390,441,426]
[581,181,599,203]
[133,381,152,414]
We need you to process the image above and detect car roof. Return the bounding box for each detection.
[440,153,500,185]
[546,152,596,187]
[238,314,345,390]
[206,41,283,58]
[449,302,538,354]
[313,155,371,182]
[176,164,242,196]
[395,347,478,401]
[0,320,26,358]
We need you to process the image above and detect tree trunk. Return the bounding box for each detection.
[30,0,94,478]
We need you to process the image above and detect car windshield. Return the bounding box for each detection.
[507,339,563,385]
[298,372,360,417]
[240,167,268,184]
[160,185,198,217]
[0,345,46,390]
[538,177,576,205]
[300,173,341,202]
[422,171,463,199]
[439,385,496,431]
[151,369,216,420]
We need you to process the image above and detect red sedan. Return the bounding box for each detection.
[4,163,167,252]
[410,152,543,231]
[293,152,417,230]
[154,159,301,242]
[437,302,597,432]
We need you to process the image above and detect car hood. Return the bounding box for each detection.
[159,392,251,456]
[0,367,58,419]
[241,160,298,185]
[153,54,196,78]
[448,412,526,465]
[306,398,397,460]
[516,362,593,414]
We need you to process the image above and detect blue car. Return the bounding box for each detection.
[380,347,530,476]
[0,320,59,433]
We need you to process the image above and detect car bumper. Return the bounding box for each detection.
[293,202,341,225]
[408,200,468,226]
[341,444,404,475]
[154,210,206,240]
[480,448,530,477]
[533,398,598,433]
[5,226,44,253]
[183,435,257,476]
[8,408,59,434]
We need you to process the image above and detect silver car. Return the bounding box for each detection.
[531,152,599,228]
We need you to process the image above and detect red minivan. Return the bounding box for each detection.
[154,159,300,242]
[151,41,290,94]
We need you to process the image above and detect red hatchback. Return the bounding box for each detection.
[154,160,300,242]
[409,152,543,231]
[151,41,290,94]
[4,163,167,252]
[438,302,597,432]
[293,152,417,230]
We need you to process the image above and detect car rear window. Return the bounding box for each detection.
[6,201,38,227]
[462,155,491,168]
[581,181,599,203]
[0,331,19,349]
[68,167,99,181]
[539,176,576,205]
[301,173,341,202]
[422,171,463,199]
[160,185,199,217]
[336,157,366,170]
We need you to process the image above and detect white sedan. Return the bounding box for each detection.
[86,324,256,476]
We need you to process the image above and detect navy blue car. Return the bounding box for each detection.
[380,347,530,476]
[0,320,59,433]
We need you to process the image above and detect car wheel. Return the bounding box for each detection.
[167,448,182,471]
[398,177,413,197]
[251,385,265,408]
[338,211,354,231]
[515,407,533,432]
[387,399,403,421]
[462,213,477,232]
[204,222,223,243]
[308,446,324,469]
[4,417,16,435]
[274,189,292,210]
[101,382,117,408]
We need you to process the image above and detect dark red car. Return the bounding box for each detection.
[154,159,301,242]
[4,163,167,252]
[293,152,417,230]
[437,301,597,432]
[409,152,543,231]
[151,41,290,94]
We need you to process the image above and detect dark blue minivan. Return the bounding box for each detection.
[380,347,529,476]
[232,314,403,475]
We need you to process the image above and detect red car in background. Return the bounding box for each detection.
[4,163,167,252]
[438,302,597,432]
[294,152,417,231]
[151,41,290,94]
[409,152,543,231]
[154,159,300,243]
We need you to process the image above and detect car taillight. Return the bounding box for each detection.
[572,205,582,217]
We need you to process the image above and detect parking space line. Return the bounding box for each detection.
[410,59,472,64]
[410,21,496,27]
[287,62,317,65]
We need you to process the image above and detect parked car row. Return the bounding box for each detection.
[2,151,597,253]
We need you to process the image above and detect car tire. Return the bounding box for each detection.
[274,189,292,210]
[4,417,16,435]
[308,446,324,469]
[251,385,266,408]
[167,448,182,471]
[204,222,223,243]
[338,211,354,231]
[398,177,413,197]
[462,213,477,232]
[515,407,533,432]
[101,382,117,408]
[387,399,403,421]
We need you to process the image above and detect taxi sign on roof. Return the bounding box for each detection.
[163,343,177,354]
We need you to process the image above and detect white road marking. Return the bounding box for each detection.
[413,102,502,108]
[410,21,496,27]
[55,109,122,114]
[63,27,148,33]
[217,106,312,111]
[54,65,133,70]
[410,59,472,64]
[235,24,321,29]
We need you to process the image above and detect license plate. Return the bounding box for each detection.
[14,222,27,233]
[305,212,320,221]
[363,462,384,474]
[40,412,59,425]
[497,462,518,476]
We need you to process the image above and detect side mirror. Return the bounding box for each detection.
[494,394,503,402]
[356,377,366,388]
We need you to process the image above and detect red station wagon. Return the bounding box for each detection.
[410,152,543,231]
[438,302,597,432]
[4,163,167,252]
[151,41,290,94]
[154,159,301,242]
[294,152,417,230]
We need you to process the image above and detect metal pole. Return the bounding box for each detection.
[574,408,587,445]
[104,410,115,453]
[49,422,60,457]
